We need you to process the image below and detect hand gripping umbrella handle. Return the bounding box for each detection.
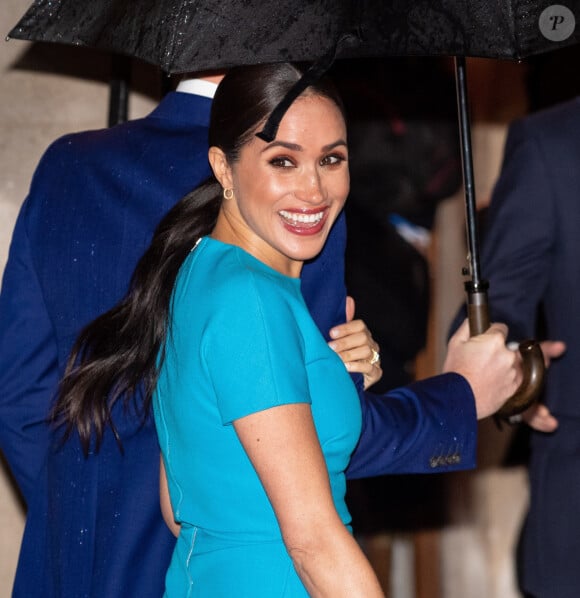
[466,282,545,418]
[455,55,545,420]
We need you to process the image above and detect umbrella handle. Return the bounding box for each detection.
[466,283,545,418]
[495,340,545,418]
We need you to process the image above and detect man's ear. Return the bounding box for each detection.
[208,147,233,190]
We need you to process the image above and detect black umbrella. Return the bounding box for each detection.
[7,1,580,72]
[9,0,577,415]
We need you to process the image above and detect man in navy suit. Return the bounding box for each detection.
[0,75,519,596]
[464,98,578,598]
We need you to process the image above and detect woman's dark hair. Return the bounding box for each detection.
[53,62,345,454]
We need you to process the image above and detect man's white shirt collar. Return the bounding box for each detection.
[176,78,218,99]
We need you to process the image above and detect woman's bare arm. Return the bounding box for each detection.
[159,455,180,538]
[234,403,384,597]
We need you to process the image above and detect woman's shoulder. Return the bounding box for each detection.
[197,237,299,297]
[172,237,301,324]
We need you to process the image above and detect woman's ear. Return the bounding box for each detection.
[208,147,233,190]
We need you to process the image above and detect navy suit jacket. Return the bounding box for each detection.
[458,97,580,598]
[0,91,476,597]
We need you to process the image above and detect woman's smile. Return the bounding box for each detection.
[278,207,329,235]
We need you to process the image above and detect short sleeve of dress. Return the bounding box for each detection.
[202,269,312,425]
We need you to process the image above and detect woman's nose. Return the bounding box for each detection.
[296,170,324,204]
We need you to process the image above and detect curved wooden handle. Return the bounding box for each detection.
[467,291,545,419]
[495,340,545,418]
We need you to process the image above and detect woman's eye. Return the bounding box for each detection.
[269,156,294,168]
[321,153,346,166]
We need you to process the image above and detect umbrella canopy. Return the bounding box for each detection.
[7,0,580,73]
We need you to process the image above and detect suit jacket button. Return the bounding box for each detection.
[430,457,440,468]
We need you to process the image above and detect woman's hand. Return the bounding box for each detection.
[328,296,382,389]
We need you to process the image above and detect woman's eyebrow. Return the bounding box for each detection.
[322,139,347,152]
[261,141,302,153]
[261,139,347,153]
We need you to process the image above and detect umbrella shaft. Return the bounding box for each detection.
[454,56,482,286]
[108,55,131,127]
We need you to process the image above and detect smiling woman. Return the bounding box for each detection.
[209,93,349,276]
[51,63,384,597]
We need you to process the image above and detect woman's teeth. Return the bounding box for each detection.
[279,210,324,224]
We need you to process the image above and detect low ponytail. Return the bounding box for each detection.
[52,178,222,453]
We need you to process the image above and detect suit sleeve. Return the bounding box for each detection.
[478,120,555,341]
[346,373,477,478]
[0,195,58,505]
[302,207,477,477]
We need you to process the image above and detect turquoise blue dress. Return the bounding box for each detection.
[153,237,362,597]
